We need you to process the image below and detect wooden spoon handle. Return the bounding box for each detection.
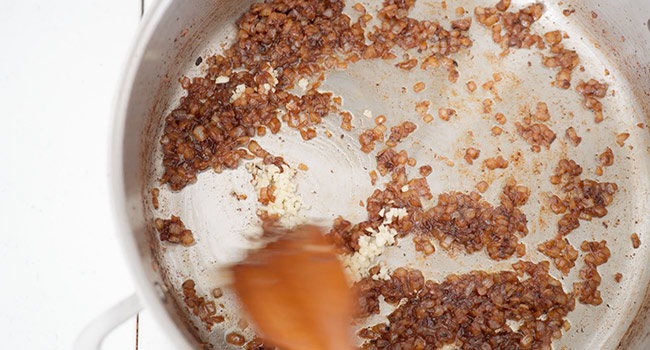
[232,225,354,350]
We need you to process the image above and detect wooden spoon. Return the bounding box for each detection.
[232,225,353,350]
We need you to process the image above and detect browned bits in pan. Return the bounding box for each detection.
[484,155,509,169]
[420,55,439,70]
[160,82,335,190]
[476,180,489,193]
[236,1,365,72]
[327,217,358,254]
[542,43,580,90]
[376,148,408,176]
[419,165,432,177]
[154,215,195,246]
[211,288,223,299]
[369,169,432,224]
[595,165,604,176]
[543,30,563,45]
[538,235,579,275]
[438,107,456,121]
[407,157,417,167]
[614,273,623,283]
[340,111,353,132]
[481,80,494,90]
[466,80,477,92]
[231,191,248,200]
[515,116,556,153]
[549,159,618,236]
[577,79,609,123]
[494,112,506,124]
[369,170,378,186]
[359,124,386,153]
[495,0,511,11]
[599,147,614,166]
[182,280,224,330]
[475,3,544,52]
[159,0,368,190]
[299,127,317,141]
[328,164,432,254]
[491,24,503,44]
[574,240,610,305]
[616,132,630,147]
[151,188,160,209]
[226,332,247,346]
[420,182,528,260]
[482,98,493,114]
[244,337,277,350]
[501,178,530,206]
[484,18,579,92]
[549,158,582,185]
[448,66,460,82]
[355,268,425,318]
[355,262,574,350]
[549,194,567,214]
[413,236,435,255]
[380,51,397,60]
[415,100,430,115]
[386,121,417,147]
[247,140,267,159]
[373,122,387,135]
[563,8,575,16]
[533,101,551,121]
[565,127,582,146]
[631,233,641,249]
[158,0,478,190]
[396,56,418,70]
[365,0,472,67]
[553,65,574,90]
[358,13,373,27]
[464,147,481,164]
[256,126,267,137]
[159,0,626,345]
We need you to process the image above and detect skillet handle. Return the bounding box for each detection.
[74,293,143,350]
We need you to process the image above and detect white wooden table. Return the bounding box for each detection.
[0,1,176,349]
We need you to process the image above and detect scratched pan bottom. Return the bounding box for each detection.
[142,0,650,349]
